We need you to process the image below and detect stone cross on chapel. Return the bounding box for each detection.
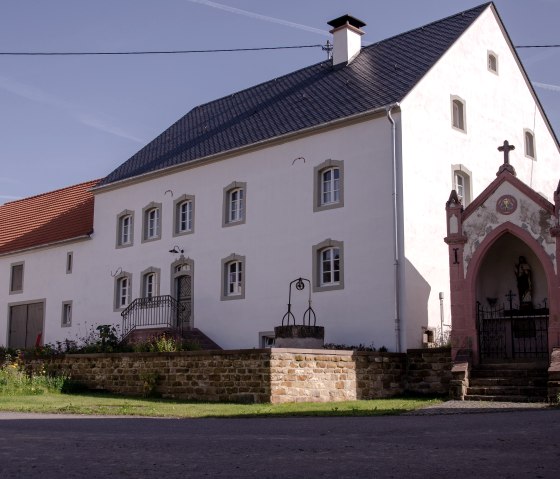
[497,140,517,176]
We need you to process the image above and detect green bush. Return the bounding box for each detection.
[133,334,201,353]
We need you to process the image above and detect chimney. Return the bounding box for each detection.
[327,14,366,66]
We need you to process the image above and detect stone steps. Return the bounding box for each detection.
[464,394,547,403]
[464,362,548,403]
[124,327,222,350]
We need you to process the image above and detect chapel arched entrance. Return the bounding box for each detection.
[474,233,549,362]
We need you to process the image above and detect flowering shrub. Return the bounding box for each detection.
[0,353,67,395]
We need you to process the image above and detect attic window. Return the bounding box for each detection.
[487,51,498,74]
[451,96,467,133]
[524,129,536,159]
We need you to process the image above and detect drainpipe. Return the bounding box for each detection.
[386,104,402,353]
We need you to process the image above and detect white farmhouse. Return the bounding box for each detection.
[2,3,559,354]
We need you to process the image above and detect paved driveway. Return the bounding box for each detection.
[1,409,559,478]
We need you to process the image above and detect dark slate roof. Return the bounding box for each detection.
[100,3,490,186]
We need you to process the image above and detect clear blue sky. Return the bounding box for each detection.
[1,0,559,203]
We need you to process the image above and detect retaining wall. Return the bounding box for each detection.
[34,347,452,403]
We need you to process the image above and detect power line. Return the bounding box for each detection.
[515,44,560,49]
[0,44,323,56]
[0,43,556,56]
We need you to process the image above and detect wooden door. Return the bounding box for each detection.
[8,302,44,349]
[176,275,192,330]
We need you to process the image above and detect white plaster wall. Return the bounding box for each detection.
[399,6,560,347]
[0,239,93,347]
[88,118,398,350]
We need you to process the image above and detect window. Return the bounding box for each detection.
[141,267,160,298]
[66,252,73,274]
[142,202,162,242]
[114,272,132,311]
[451,96,466,132]
[259,331,276,348]
[173,194,195,236]
[116,210,134,248]
[314,159,344,212]
[61,301,72,327]
[487,51,498,74]
[222,182,247,227]
[451,165,472,206]
[312,239,344,292]
[524,129,536,159]
[221,254,246,300]
[9,262,24,294]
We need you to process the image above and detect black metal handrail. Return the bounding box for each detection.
[121,295,184,338]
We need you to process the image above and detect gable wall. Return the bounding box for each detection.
[399,7,560,346]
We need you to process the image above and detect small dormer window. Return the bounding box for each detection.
[487,51,498,74]
[524,129,536,159]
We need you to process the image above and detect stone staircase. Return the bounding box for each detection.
[465,361,548,402]
[124,327,222,350]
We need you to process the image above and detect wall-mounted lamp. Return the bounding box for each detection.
[169,245,184,254]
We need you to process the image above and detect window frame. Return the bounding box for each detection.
[142,202,162,243]
[220,254,246,300]
[140,267,161,298]
[114,271,132,312]
[9,261,24,295]
[487,51,498,74]
[524,129,536,160]
[115,210,134,248]
[451,164,473,207]
[66,251,73,274]
[222,182,247,227]
[450,95,467,133]
[61,300,73,327]
[173,194,195,237]
[313,159,344,212]
[312,239,344,292]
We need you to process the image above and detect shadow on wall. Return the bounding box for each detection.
[403,258,431,349]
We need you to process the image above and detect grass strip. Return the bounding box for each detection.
[0,393,442,418]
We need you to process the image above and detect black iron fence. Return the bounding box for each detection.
[121,295,184,339]
[477,303,549,361]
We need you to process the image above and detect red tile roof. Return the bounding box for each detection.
[0,179,99,255]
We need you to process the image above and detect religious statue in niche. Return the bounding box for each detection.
[514,256,532,309]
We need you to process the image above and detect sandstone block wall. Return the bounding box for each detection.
[406,348,453,395]
[32,348,452,403]
[41,350,271,403]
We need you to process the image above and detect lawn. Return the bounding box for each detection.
[0,393,442,418]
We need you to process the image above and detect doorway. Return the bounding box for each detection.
[9,301,44,349]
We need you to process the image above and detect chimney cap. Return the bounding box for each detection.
[327,14,366,30]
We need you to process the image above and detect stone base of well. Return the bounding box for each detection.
[274,325,324,349]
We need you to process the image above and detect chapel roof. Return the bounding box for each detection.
[99,3,490,187]
[0,179,99,255]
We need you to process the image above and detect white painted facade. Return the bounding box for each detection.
[1,6,559,351]
[0,238,93,347]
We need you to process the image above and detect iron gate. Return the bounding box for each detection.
[477,303,548,361]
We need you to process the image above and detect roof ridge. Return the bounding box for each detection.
[2,178,100,206]
[363,2,491,51]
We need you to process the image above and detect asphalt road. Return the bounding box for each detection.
[0,410,559,478]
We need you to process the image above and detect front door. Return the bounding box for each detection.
[9,302,44,349]
[176,275,192,330]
